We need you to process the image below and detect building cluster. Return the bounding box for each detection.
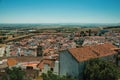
[0,56,59,79]
[0,30,120,80]
[80,31,120,47]
[82,36,107,46]
[104,31,120,47]
[4,34,77,57]
[0,33,77,79]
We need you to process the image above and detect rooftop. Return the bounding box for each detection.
[7,58,17,66]
[68,43,117,62]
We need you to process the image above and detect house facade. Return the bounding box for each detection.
[59,43,117,80]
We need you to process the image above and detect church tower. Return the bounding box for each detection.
[37,43,43,56]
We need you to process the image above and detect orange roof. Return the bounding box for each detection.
[68,43,117,62]
[111,48,120,51]
[23,63,38,67]
[7,58,17,66]
[0,36,3,38]
[37,59,54,69]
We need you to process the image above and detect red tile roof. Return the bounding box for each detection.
[68,43,117,62]
[7,58,17,66]
[37,59,54,69]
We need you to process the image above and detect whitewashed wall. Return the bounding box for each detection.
[54,60,59,75]
[59,50,79,79]
[42,64,50,73]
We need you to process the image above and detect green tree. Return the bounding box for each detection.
[88,29,91,36]
[41,71,76,80]
[2,67,25,80]
[83,59,119,80]
[80,31,87,37]
[74,38,84,46]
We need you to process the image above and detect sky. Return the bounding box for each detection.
[0,0,120,23]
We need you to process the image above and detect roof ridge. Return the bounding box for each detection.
[92,49,100,56]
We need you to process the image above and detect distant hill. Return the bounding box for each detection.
[0,23,120,29]
[104,26,120,29]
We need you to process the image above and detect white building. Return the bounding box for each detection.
[59,43,117,80]
[0,47,5,57]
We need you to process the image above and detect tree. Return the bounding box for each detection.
[2,67,25,80]
[88,29,91,36]
[83,59,119,80]
[41,71,76,80]
[80,31,87,37]
[74,38,84,46]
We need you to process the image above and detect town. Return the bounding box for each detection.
[0,25,120,80]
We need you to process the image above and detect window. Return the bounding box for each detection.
[26,66,33,70]
[51,68,53,71]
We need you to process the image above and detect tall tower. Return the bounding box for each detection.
[37,43,43,56]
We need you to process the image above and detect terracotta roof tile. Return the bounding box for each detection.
[68,43,117,62]
[7,58,17,66]
[37,59,54,69]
